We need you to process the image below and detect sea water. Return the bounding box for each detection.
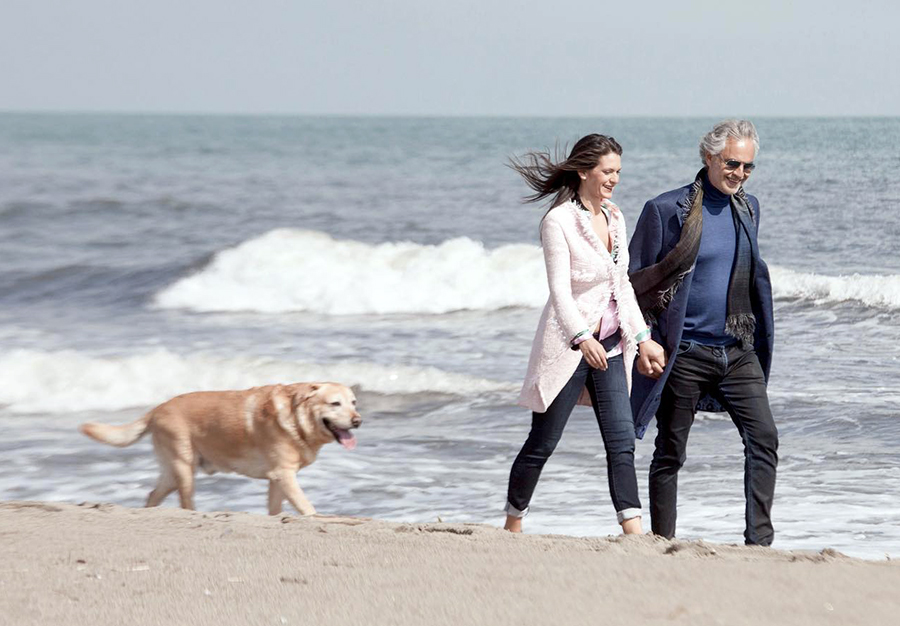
[1,114,898,558]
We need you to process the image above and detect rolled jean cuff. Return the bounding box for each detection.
[504,502,528,518]
[616,508,642,524]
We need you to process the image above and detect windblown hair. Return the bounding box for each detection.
[508,134,623,209]
[699,119,759,163]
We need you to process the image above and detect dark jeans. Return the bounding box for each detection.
[507,354,641,523]
[650,341,779,545]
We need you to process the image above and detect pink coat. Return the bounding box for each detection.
[517,200,648,412]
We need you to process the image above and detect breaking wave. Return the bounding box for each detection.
[0,348,515,414]
[769,266,900,310]
[153,230,900,315]
[154,229,547,314]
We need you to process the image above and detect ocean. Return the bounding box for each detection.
[1,113,898,559]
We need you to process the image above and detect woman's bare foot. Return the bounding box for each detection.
[621,517,643,535]
[504,515,523,533]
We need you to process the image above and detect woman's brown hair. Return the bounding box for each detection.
[508,134,623,209]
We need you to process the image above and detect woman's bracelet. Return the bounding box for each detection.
[635,328,651,343]
[570,328,591,348]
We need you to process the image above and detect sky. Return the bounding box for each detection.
[1,0,898,116]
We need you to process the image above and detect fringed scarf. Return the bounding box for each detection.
[629,168,757,348]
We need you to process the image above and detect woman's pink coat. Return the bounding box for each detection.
[517,201,648,412]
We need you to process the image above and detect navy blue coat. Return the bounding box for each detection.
[628,183,775,439]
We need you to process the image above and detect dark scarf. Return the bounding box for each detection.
[629,168,757,348]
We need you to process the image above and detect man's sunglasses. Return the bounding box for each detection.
[719,156,756,172]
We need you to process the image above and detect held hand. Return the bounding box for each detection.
[636,339,666,379]
[579,337,608,370]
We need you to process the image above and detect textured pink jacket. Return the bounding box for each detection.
[517,200,648,412]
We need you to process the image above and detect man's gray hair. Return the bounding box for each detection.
[699,119,759,163]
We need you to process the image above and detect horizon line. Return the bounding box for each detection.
[1,109,899,120]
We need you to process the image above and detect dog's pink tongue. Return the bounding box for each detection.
[335,429,357,450]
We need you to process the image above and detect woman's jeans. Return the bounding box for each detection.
[506,354,642,524]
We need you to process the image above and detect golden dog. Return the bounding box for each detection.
[79,382,361,515]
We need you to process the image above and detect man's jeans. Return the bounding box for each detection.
[506,354,642,524]
[650,341,779,545]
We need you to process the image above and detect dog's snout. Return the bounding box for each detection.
[351,415,362,428]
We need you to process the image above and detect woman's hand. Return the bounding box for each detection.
[579,337,608,370]
[636,339,666,379]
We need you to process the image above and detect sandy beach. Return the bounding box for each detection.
[2,501,898,626]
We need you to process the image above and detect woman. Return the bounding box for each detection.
[504,134,666,534]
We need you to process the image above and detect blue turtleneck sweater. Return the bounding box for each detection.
[681,176,738,346]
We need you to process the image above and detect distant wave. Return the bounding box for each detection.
[769,266,900,310]
[153,229,900,315]
[154,229,547,314]
[0,349,514,414]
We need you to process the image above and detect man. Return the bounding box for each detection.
[629,120,778,546]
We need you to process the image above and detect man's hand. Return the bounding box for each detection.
[579,337,608,370]
[636,339,666,379]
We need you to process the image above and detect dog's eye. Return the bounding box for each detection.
[330,401,341,406]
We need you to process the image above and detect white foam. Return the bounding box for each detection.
[0,348,515,414]
[154,230,900,316]
[154,229,548,314]
[770,265,900,310]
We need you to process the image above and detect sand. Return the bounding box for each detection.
[1,501,898,626]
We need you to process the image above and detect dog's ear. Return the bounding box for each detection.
[263,387,299,438]
[290,383,321,412]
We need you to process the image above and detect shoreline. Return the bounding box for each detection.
[3,501,899,626]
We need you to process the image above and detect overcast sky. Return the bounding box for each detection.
[1,0,897,116]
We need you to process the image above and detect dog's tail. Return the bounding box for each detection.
[79,413,152,447]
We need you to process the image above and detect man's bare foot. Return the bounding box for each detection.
[504,515,523,533]
[621,517,643,535]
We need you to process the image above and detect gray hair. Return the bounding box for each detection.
[699,119,759,164]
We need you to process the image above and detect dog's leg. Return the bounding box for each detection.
[270,469,316,515]
[172,458,196,510]
[147,432,180,507]
[146,468,177,507]
[267,481,284,515]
